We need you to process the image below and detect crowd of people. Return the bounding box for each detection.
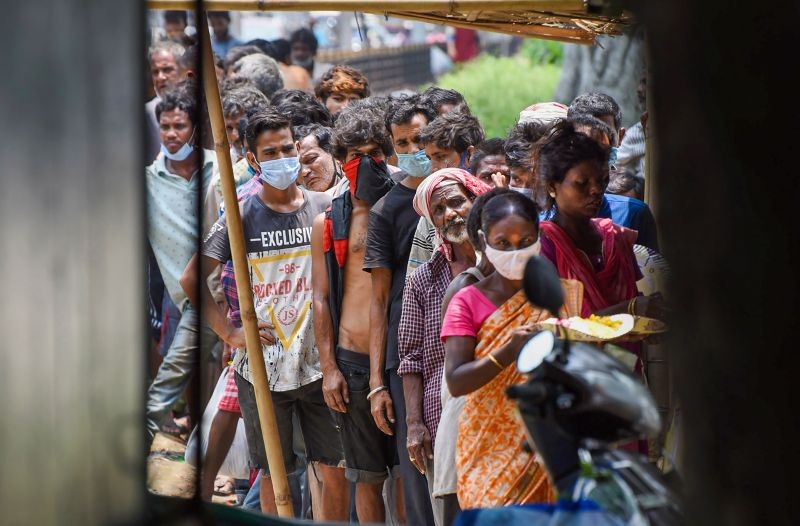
[145,11,661,525]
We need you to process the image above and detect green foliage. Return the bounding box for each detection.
[521,39,565,65]
[431,55,562,138]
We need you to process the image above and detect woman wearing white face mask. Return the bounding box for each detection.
[440,189,582,510]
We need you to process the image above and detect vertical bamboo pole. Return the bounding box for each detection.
[198,13,293,518]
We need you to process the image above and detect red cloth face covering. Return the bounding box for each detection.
[342,154,394,206]
[324,155,395,268]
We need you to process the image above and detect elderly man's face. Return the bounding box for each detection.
[430,183,472,244]
[150,51,180,97]
[297,134,337,192]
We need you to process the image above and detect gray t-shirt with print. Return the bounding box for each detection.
[203,188,331,391]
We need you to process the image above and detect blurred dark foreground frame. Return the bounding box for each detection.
[1,0,800,524]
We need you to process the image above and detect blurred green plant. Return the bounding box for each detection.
[520,39,565,65]
[430,54,562,138]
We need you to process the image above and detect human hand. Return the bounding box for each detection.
[496,326,535,365]
[370,389,395,436]
[322,367,349,413]
[221,342,232,367]
[406,420,432,474]
[225,321,276,348]
[635,294,668,321]
[491,172,508,188]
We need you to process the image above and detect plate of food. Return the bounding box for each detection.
[535,314,667,342]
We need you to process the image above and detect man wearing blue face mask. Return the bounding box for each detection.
[145,84,218,444]
[186,107,350,518]
[406,110,486,274]
[387,100,437,179]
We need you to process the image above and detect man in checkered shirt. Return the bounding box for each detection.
[397,168,490,526]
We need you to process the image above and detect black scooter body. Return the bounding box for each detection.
[507,339,682,525]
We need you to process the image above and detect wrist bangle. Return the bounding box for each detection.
[487,353,505,371]
[628,297,637,316]
[366,386,388,401]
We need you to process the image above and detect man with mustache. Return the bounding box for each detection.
[398,168,491,526]
[146,40,186,163]
[406,110,486,275]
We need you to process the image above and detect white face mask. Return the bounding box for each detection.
[480,230,541,280]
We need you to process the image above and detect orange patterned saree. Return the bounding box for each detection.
[455,281,582,509]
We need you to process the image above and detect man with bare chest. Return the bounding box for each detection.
[310,104,397,523]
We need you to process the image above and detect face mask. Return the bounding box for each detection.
[160,128,196,161]
[608,146,619,167]
[343,155,394,205]
[258,157,300,190]
[292,55,313,68]
[396,150,431,178]
[509,186,534,199]
[480,231,541,280]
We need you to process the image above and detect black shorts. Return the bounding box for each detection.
[235,372,344,474]
[333,348,397,484]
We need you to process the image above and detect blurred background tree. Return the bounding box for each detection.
[431,43,563,137]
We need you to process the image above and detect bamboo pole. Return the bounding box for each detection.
[148,0,586,12]
[198,12,294,518]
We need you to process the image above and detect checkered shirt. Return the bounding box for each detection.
[397,249,453,447]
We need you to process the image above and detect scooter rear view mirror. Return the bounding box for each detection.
[517,330,555,374]
[523,256,563,317]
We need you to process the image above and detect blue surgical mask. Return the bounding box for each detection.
[608,146,619,167]
[396,150,431,178]
[160,128,196,161]
[258,156,300,190]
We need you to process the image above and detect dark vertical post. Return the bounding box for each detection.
[0,0,144,524]
[638,1,800,524]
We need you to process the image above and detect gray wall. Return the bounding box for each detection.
[0,1,144,524]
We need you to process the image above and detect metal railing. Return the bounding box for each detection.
[317,44,434,93]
